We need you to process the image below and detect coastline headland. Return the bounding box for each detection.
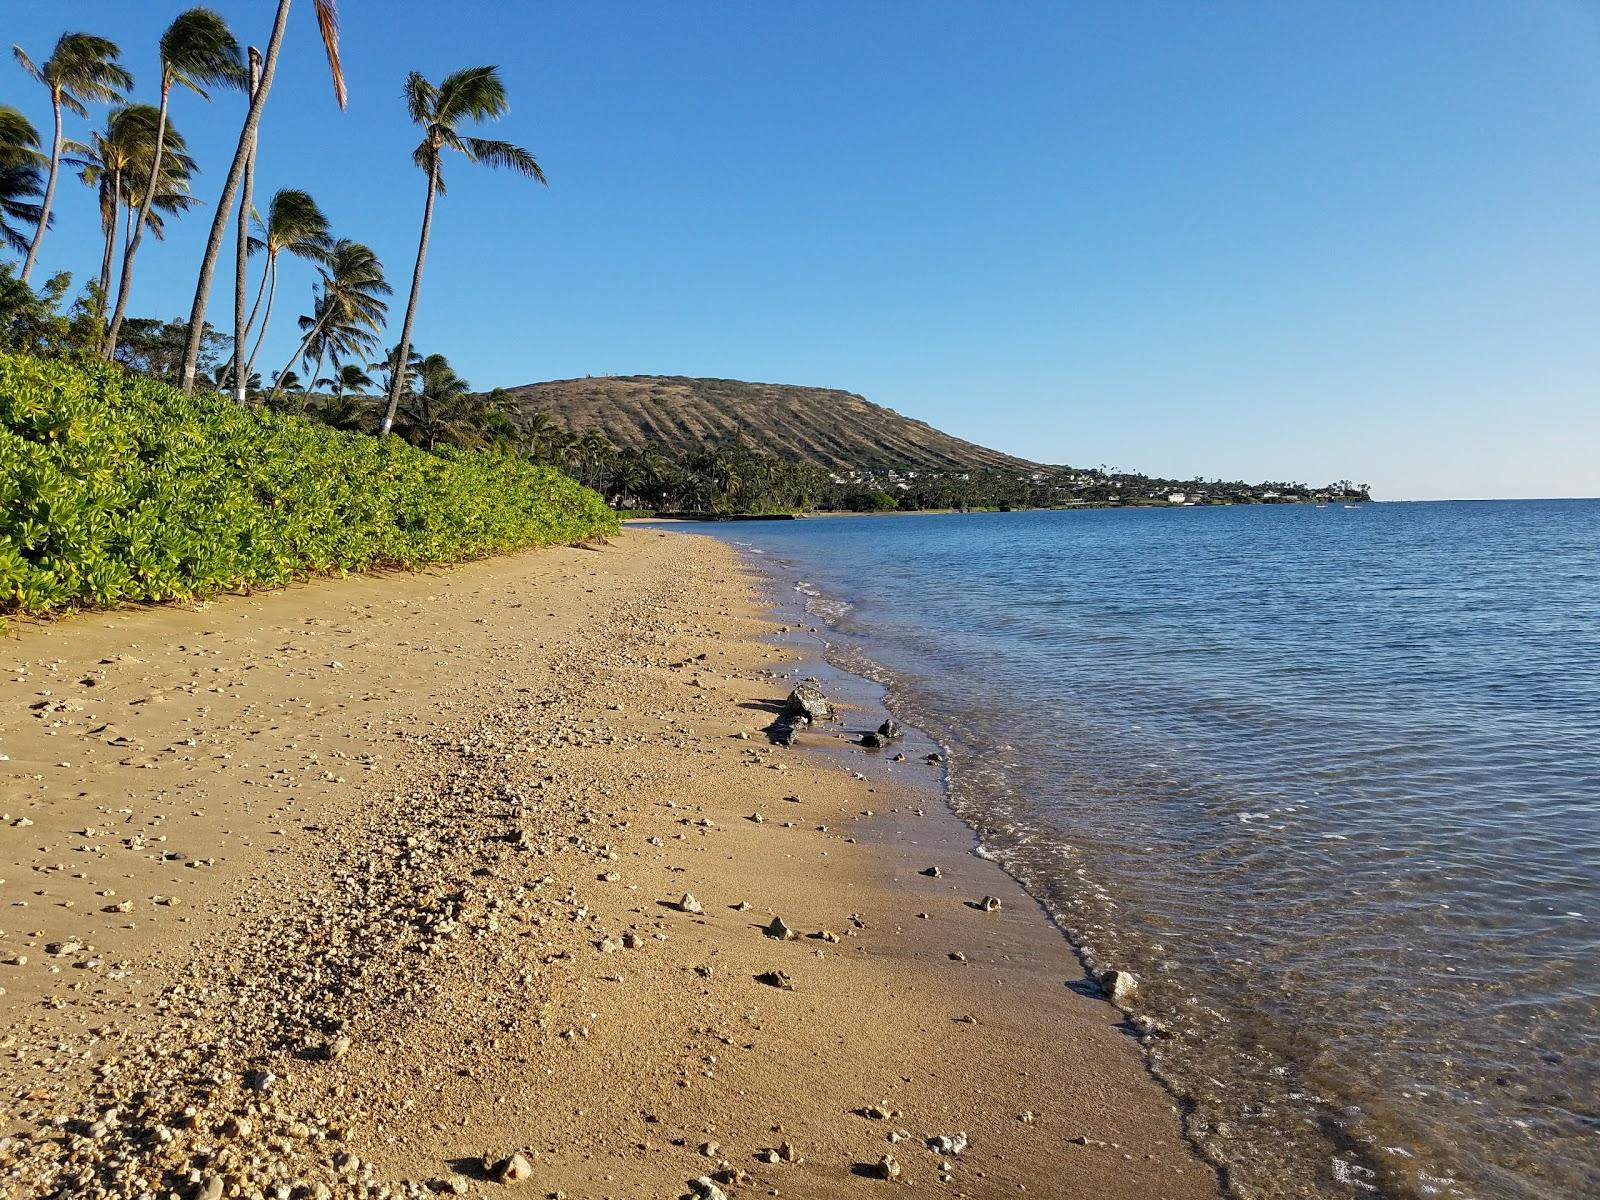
[0,530,1218,1198]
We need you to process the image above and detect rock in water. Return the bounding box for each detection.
[877,719,903,741]
[783,681,833,723]
[1100,968,1138,1004]
[773,721,800,746]
[860,731,884,748]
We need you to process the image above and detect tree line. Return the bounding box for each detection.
[2,3,542,434]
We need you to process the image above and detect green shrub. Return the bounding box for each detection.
[0,352,619,618]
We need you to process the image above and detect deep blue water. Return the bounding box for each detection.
[695,500,1600,1200]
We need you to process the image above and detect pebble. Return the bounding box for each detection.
[678,893,704,914]
[764,916,797,940]
[978,896,1002,912]
[493,1151,534,1184]
[876,1154,902,1181]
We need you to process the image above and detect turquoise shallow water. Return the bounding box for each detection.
[691,501,1600,1200]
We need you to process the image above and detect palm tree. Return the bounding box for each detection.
[104,8,244,358]
[520,410,556,460]
[11,33,132,282]
[394,353,492,450]
[179,0,344,395]
[268,239,389,406]
[0,105,46,257]
[242,188,332,381]
[66,106,199,311]
[317,361,371,400]
[313,391,373,431]
[379,65,546,436]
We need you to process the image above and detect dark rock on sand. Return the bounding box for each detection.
[783,680,833,724]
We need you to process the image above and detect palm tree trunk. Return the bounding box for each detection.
[267,306,329,406]
[97,171,120,302]
[379,156,438,436]
[301,346,326,413]
[20,95,63,282]
[244,254,277,381]
[180,0,293,396]
[233,48,264,404]
[104,78,172,357]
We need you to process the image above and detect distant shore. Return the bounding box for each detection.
[0,531,1217,1198]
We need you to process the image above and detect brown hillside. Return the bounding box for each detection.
[498,376,1043,473]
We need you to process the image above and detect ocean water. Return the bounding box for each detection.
[694,501,1600,1200]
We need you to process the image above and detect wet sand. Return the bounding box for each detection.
[0,530,1218,1199]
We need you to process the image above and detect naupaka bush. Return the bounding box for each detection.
[0,352,618,618]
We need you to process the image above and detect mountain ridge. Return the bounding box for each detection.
[497,375,1043,474]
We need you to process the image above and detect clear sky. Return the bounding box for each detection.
[7,1,1599,500]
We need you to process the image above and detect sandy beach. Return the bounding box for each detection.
[0,530,1217,1199]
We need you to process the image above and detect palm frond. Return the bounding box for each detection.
[436,65,508,124]
[162,7,247,96]
[314,0,346,109]
[463,137,546,182]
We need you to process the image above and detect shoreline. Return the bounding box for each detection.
[0,531,1219,1198]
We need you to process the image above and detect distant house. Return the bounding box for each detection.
[1167,492,1187,504]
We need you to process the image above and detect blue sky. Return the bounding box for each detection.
[7,1,1599,500]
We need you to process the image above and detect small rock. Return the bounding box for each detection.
[688,1177,729,1200]
[1100,968,1138,1004]
[978,895,1002,912]
[678,893,704,915]
[928,1132,968,1156]
[764,916,797,940]
[324,1036,352,1061]
[755,970,793,991]
[493,1151,534,1184]
[919,866,941,878]
[875,1154,902,1181]
[196,1177,224,1200]
[876,719,903,741]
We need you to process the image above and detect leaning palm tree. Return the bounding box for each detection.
[11,33,132,281]
[104,8,244,358]
[378,65,546,435]
[180,0,344,395]
[67,105,199,310]
[0,105,47,257]
[242,188,332,381]
[268,239,389,406]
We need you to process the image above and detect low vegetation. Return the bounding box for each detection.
[0,352,617,620]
